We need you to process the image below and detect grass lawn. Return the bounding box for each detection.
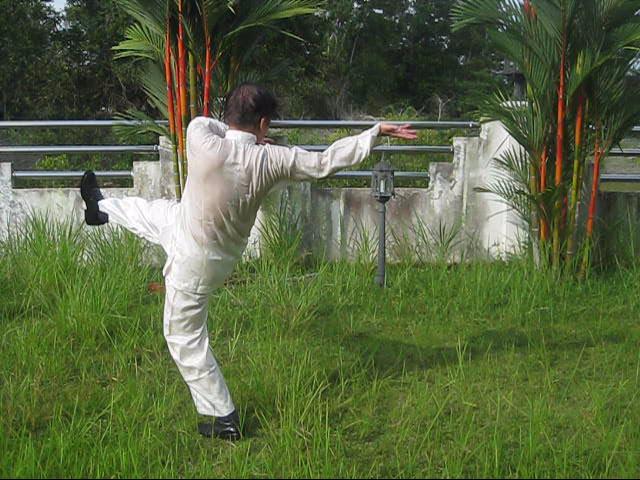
[1,217,639,478]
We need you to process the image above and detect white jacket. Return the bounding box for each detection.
[163,117,381,293]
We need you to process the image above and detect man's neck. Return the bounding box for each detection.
[228,125,259,137]
[226,128,258,145]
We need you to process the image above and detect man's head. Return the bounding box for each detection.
[224,83,278,143]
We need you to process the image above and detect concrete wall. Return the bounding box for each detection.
[1,123,527,262]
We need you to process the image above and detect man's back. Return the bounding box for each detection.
[182,116,383,264]
[183,117,270,260]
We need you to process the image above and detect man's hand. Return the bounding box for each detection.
[380,123,418,140]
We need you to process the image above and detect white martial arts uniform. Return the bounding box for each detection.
[99,117,381,417]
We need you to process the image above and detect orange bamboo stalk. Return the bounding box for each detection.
[580,130,603,277]
[177,0,188,184]
[189,52,198,119]
[203,35,212,116]
[555,47,566,188]
[540,149,549,242]
[524,0,535,18]
[203,3,212,117]
[164,20,181,200]
[552,31,567,268]
[586,136,602,239]
[566,94,586,261]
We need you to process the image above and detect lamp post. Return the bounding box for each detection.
[371,160,394,287]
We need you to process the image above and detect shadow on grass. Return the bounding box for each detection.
[333,327,626,379]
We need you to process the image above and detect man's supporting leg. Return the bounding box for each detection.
[163,284,240,439]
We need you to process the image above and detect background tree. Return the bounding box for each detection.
[241,0,501,119]
[61,0,147,117]
[0,0,68,120]
[112,0,322,196]
[452,0,640,275]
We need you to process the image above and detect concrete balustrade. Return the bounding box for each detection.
[0,122,527,262]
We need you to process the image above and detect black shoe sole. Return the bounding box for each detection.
[84,206,109,226]
[198,422,242,441]
[81,171,108,226]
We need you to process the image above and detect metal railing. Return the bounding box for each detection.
[0,119,479,129]
[609,147,640,157]
[600,173,640,183]
[10,169,431,181]
[3,120,638,183]
[0,145,158,154]
[1,119,476,183]
[11,170,133,180]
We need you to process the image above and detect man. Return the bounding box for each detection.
[80,83,417,441]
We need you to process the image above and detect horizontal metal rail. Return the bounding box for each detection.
[271,120,478,130]
[0,119,478,130]
[0,120,169,128]
[1,119,637,132]
[11,144,639,156]
[12,169,429,181]
[1,144,449,155]
[608,147,640,157]
[0,145,158,154]
[12,170,133,180]
[330,171,429,180]
[299,144,452,154]
[600,173,640,182]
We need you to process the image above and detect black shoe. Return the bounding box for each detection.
[198,410,242,441]
[80,171,108,226]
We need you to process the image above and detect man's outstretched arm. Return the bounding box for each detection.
[263,123,417,182]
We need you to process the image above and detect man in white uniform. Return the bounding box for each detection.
[80,83,417,440]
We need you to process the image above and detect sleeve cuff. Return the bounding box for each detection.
[369,122,382,137]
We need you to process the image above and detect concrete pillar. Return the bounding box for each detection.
[157,136,179,201]
[130,137,178,200]
[0,163,12,239]
[464,120,527,258]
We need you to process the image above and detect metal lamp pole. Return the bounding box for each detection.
[371,161,394,287]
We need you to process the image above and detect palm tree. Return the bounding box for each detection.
[112,0,322,196]
[452,0,640,275]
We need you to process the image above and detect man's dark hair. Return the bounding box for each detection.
[223,83,278,129]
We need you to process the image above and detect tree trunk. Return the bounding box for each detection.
[552,32,567,270]
[566,94,586,263]
[164,21,181,200]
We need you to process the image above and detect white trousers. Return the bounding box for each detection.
[99,197,235,417]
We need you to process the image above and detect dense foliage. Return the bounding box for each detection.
[453,0,640,275]
[0,0,500,121]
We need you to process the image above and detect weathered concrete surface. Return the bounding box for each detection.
[464,121,527,258]
[1,124,528,263]
[245,122,526,262]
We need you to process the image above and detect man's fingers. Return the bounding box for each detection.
[380,123,418,139]
[394,127,418,139]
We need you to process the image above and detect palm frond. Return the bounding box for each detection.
[113,109,169,143]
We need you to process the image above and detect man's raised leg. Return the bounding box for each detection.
[81,170,177,249]
[98,196,178,248]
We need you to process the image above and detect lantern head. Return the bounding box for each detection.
[371,160,394,203]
